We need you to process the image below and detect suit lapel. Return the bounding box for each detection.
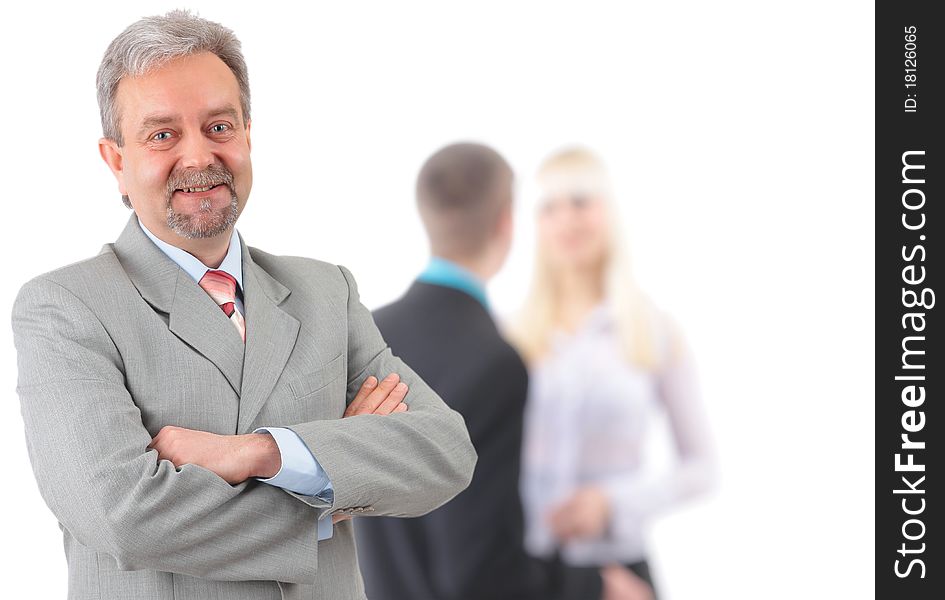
[113,214,301,432]
[167,267,245,395]
[113,213,245,395]
[237,238,301,433]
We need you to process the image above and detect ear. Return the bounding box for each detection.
[98,138,127,196]
[498,202,514,237]
[244,119,252,152]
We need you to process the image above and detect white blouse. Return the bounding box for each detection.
[520,302,714,566]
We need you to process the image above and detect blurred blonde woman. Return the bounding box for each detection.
[509,147,714,600]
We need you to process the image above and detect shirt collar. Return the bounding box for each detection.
[137,218,243,294]
[416,256,489,310]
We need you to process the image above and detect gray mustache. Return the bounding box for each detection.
[167,164,234,195]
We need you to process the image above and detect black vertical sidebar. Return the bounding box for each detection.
[876,1,940,598]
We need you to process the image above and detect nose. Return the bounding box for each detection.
[177,129,216,171]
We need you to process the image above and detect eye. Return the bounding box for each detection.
[151,131,173,142]
[209,123,230,134]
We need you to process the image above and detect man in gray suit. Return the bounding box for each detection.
[11,10,476,600]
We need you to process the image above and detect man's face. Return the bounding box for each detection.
[101,52,252,242]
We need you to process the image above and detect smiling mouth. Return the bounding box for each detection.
[176,184,224,194]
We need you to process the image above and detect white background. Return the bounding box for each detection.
[0,2,874,598]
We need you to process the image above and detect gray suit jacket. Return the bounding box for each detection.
[11,213,477,600]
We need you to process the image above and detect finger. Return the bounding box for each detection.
[147,430,163,450]
[352,373,400,415]
[374,382,408,415]
[546,508,566,533]
[393,402,408,413]
[332,514,352,524]
[344,376,379,417]
[345,376,377,416]
[347,373,398,416]
[549,509,577,540]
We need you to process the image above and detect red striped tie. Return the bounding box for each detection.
[198,270,246,343]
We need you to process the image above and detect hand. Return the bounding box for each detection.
[334,373,409,523]
[344,373,410,417]
[601,564,654,600]
[148,425,277,484]
[149,374,409,492]
[547,485,611,542]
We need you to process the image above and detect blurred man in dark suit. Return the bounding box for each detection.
[355,143,642,600]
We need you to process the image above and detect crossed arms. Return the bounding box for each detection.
[146,371,414,526]
[11,265,476,584]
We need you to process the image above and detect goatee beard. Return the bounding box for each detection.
[164,164,240,239]
[166,192,239,239]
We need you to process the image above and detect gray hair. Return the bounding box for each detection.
[96,9,251,147]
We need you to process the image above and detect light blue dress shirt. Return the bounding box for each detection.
[138,220,333,540]
[416,256,489,310]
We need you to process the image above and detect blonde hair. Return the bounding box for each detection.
[508,146,665,370]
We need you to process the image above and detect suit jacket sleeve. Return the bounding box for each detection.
[12,276,328,585]
[281,265,477,519]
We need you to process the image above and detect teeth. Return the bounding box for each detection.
[182,186,214,193]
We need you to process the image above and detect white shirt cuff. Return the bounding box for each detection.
[253,426,334,540]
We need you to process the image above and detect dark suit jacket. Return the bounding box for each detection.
[355,281,602,600]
